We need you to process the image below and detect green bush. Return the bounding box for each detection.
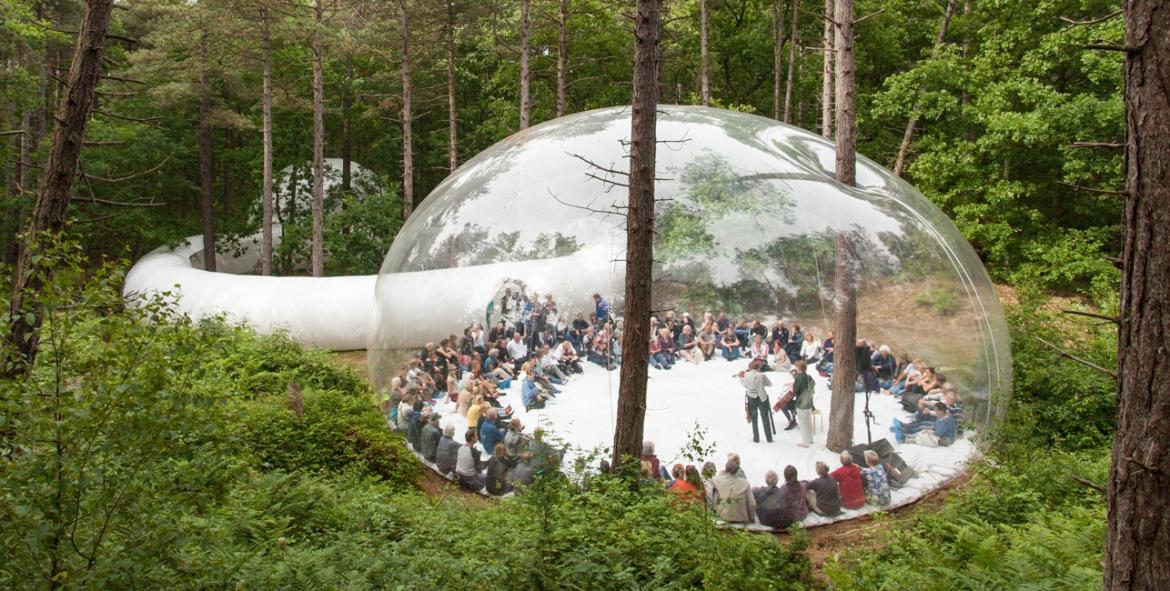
[237,387,420,489]
[914,285,961,317]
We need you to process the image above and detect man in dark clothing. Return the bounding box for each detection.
[806,461,842,517]
[753,471,785,528]
[420,414,443,462]
[855,339,877,394]
[435,425,461,475]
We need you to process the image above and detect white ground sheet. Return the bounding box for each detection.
[431,354,975,528]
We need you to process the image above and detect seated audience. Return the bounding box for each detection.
[777,465,810,527]
[420,413,442,463]
[831,451,866,510]
[641,441,661,479]
[720,329,741,361]
[753,470,785,528]
[456,429,485,491]
[521,369,548,411]
[711,458,756,524]
[485,443,513,495]
[801,331,821,362]
[479,408,507,456]
[435,425,460,476]
[749,334,771,371]
[677,324,700,363]
[861,450,892,507]
[871,345,897,390]
[910,402,956,447]
[697,323,717,360]
[805,461,842,517]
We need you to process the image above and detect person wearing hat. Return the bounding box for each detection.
[739,359,774,443]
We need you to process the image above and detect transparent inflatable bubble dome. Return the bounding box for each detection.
[371,106,1010,426]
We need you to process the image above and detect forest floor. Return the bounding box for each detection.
[330,348,979,579]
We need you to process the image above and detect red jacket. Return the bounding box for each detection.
[831,464,866,510]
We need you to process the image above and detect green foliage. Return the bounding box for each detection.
[914,284,961,317]
[238,387,419,488]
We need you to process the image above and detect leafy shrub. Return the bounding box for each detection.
[237,387,420,489]
[915,285,961,316]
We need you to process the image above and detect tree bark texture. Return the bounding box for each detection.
[519,0,531,129]
[198,32,216,272]
[820,0,834,138]
[833,0,855,185]
[700,0,710,106]
[892,0,956,176]
[310,0,325,277]
[612,0,660,472]
[4,0,115,377]
[826,0,856,453]
[784,0,800,123]
[261,9,274,276]
[446,0,459,170]
[1105,2,1170,589]
[556,0,568,118]
[400,0,414,219]
[772,0,786,120]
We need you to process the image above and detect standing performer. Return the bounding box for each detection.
[793,359,816,447]
[739,359,774,443]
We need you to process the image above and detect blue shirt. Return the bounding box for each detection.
[933,414,957,443]
[480,421,507,457]
[522,378,540,407]
[595,298,610,323]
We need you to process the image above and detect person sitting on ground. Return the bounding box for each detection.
[805,461,842,517]
[801,330,822,362]
[456,429,485,491]
[871,345,897,391]
[570,312,590,350]
[909,402,957,447]
[593,293,611,326]
[479,408,507,457]
[407,402,427,451]
[677,324,700,364]
[669,465,703,502]
[697,323,717,360]
[721,328,741,361]
[538,344,571,382]
[889,358,923,397]
[466,394,488,431]
[820,330,835,375]
[435,424,460,476]
[890,400,942,443]
[749,334,771,371]
[777,464,810,527]
[485,443,514,496]
[701,461,719,506]
[640,441,661,479]
[861,450,892,507]
[734,319,751,348]
[831,451,866,510]
[504,418,529,459]
[483,348,514,382]
[589,325,617,370]
[506,332,529,373]
[488,319,508,344]
[649,329,674,370]
[521,369,548,411]
[395,394,414,432]
[556,340,583,374]
[753,470,786,528]
[656,327,677,365]
[771,320,789,355]
[711,458,756,524]
[420,413,443,463]
[666,463,685,488]
[786,324,804,362]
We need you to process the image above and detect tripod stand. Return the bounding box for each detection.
[862,371,877,444]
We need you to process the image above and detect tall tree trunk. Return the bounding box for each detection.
[772,0,786,120]
[892,0,956,176]
[519,0,531,129]
[556,0,568,118]
[612,0,660,472]
[1105,2,1170,589]
[4,0,115,378]
[826,0,855,453]
[446,0,459,170]
[198,32,216,272]
[820,0,834,138]
[783,0,800,123]
[260,8,274,276]
[342,55,352,192]
[699,0,709,106]
[310,0,325,277]
[400,0,414,219]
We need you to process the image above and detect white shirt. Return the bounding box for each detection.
[506,339,528,360]
[801,340,822,359]
[456,444,478,477]
[471,329,485,348]
[542,351,560,367]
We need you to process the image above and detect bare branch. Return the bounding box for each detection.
[72,195,164,208]
[1032,336,1117,379]
[1060,308,1120,324]
[83,140,125,147]
[1070,141,1123,149]
[1084,43,1138,52]
[1060,10,1122,26]
[100,74,146,85]
[0,130,25,137]
[93,110,163,125]
[1058,181,1128,197]
[1071,474,1106,494]
[82,156,172,183]
[854,9,886,25]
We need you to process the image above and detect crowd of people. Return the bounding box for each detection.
[382,286,966,512]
